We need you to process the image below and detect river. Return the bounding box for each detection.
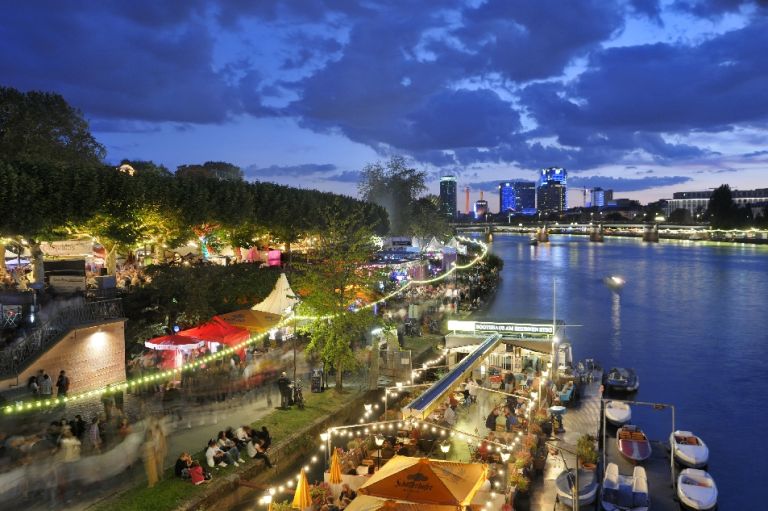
[477,233,767,508]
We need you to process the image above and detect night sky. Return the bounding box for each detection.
[2,1,767,207]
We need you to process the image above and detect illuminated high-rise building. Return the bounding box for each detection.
[439,175,457,219]
[499,182,515,212]
[537,167,567,213]
[514,182,536,212]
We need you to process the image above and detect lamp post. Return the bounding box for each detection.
[439,440,451,460]
[374,434,385,470]
[320,431,330,467]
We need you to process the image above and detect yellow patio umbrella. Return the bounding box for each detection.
[292,468,312,510]
[330,448,343,484]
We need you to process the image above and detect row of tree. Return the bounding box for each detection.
[0,161,388,279]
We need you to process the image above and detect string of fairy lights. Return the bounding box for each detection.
[3,236,488,416]
[258,397,519,508]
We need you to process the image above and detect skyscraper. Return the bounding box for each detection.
[439,175,457,219]
[499,182,515,212]
[537,167,567,213]
[514,182,536,212]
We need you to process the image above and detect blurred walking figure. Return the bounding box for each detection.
[55,429,81,502]
[152,422,168,481]
[142,428,158,488]
[89,416,102,453]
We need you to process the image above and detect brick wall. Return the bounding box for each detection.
[0,319,127,395]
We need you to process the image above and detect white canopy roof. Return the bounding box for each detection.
[446,237,467,255]
[252,273,299,315]
[424,237,444,252]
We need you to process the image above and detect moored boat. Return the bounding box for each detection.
[677,468,718,510]
[670,430,709,468]
[603,367,639,392]
[529,236,539,246]
[555,468,598,508]
[617,425,651,463]
[605,400,632,426]
[601,463,649,511]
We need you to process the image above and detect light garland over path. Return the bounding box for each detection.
[3,237,488,415]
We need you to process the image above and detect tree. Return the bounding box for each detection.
[176,161,243,181]
[410,195,450,238]
[0,86,105,166]
[296,202,380,390]
[668,208,692,224]
[358,156,425,234]
[707,185,736,228]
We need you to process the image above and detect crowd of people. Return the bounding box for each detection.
[171,424,273,488]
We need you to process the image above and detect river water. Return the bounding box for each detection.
[479,234,766,509]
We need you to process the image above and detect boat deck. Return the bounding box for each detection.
[605,437,678,511]
[529,370,680,511]
[529,370,603,510]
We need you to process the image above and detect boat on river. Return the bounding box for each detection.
[555,468,598,508]
[605,400,632,426]
[603,275,626,291]
[601,463,649,511]
[529,236,539,246]
[670,431,709,468]
[603,367,639,392]
[617,425,651,463]
[677,468,718,510]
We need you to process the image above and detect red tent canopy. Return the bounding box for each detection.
[145,334,206,350]
[179,316,250,348]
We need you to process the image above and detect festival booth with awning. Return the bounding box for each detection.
[358,456,488,508]
[216,309,281,335]
[423,237,445,254]
[144,316,250,369]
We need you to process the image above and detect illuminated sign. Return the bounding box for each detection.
[447,320,554,335]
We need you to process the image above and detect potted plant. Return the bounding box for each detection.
[509,470,530,493]
[514,449,532,470]
[577,434,598,470]
[310,482,333,506]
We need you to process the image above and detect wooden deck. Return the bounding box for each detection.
[527,370,681,511]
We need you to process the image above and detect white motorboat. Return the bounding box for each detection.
[603,275,626,291]
[605,401,632,426]
[555,468,598,508]
[601,463,649,511]
[677,468,718,510]
[670,430,709,468]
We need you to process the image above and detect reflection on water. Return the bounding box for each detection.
[482,233,768,508]
[610,293,621,357]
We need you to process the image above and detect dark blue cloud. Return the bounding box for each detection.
[2,0,766,184]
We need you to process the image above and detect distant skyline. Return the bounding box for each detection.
[2,1,766,208]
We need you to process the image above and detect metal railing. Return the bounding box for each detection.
[0,298,123,379]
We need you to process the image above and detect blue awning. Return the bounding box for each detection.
[403,333,502,420]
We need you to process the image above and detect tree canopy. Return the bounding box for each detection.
[0,86,105,167]
[0,163,390,272]
[358,156,427,235]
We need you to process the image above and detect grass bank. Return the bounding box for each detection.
[91,389,356,511]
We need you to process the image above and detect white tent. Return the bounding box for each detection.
[411,236,422,249]
[252,273,299,315]
[446,237,467,255]
[424,237,445,253]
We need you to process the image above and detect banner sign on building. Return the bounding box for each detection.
[40,240,93,257]
[447,320,554,335]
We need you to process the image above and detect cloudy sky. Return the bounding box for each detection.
[2,0,767,210]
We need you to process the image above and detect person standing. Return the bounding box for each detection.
[89,416,102,453]
[485,408,499,434]
[277,372,291,409]
[56,371,70,397]
[40,373,53,399]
